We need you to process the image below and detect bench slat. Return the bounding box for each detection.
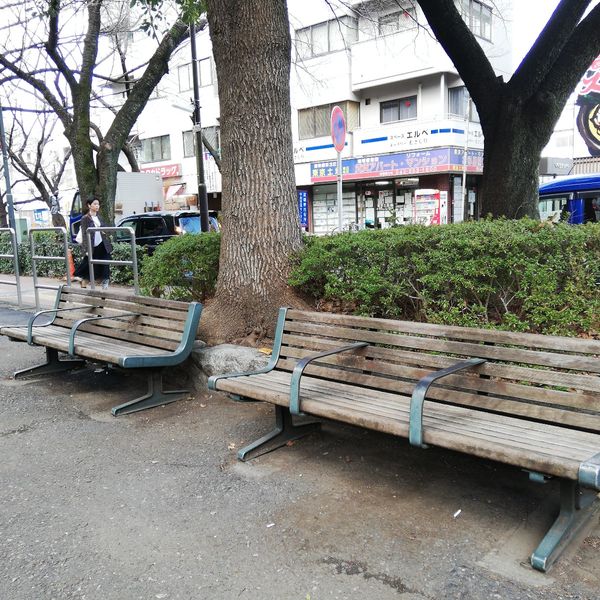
[281,333,600,393]
[279,345,600,412]
[275,357,600,431]
[286,309,600,355]
[230,371,600,454]
[215,371,599,480]
[284,321,600,373]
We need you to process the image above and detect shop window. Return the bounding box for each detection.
[380,96,417,123]
[298,100,360,140]
[141,135,171,163]
[295,16,358,59]
[378,8,417,35]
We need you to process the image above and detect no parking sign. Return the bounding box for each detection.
[330,105,346,153]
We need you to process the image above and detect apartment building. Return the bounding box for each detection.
[119,0,516,232]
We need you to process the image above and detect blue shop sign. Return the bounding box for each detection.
[310,147,483,182]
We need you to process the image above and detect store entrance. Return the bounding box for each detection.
[356,179,418,228]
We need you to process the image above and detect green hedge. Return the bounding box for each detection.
[289,219,600,336]
[140,232,220,301]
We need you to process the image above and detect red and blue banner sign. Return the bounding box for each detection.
[310,148,483,182]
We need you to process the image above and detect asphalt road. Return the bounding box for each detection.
[0,305,599,599]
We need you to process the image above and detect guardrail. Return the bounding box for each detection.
[29,227,71,310]
[0,227,23,307]
[86,226,139,294]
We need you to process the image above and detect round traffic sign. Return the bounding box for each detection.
[331,105,346,153]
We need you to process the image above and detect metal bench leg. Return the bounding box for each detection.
[238,405,321,462]
[530,479,599,572]
[111,371,188,416]
[14,347,85,379]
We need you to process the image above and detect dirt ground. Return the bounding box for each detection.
[0,307,599,600]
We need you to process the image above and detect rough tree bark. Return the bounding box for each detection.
[417,0,600,218]
[202,0,307,343]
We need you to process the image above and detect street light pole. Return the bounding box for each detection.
[0,102,16,230]
[189,23,210,233]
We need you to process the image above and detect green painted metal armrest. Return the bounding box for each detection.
[579,451,600,490]
[207,307,289,391]
[27,293,94,345]
[118,302,203,368]
[289,342,369,416]
[119,302,203,369]
[409,358,486,448]
[68,311,140,355]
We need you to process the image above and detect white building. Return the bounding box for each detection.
[108,0,520,232]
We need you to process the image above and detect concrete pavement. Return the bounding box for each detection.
[0,277,599,599]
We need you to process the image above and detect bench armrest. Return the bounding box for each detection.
[208,307,289,391]
[289,342,369,416]
[68,312,140,355]
[27,306,92,345]
[579,451,600,490]
[409,357,486,448]
[118,302,203,368]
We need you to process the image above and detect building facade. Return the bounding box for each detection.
[108,0,516,232]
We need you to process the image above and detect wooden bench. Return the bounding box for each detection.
[208,308,600,572]
[0,286,202,416]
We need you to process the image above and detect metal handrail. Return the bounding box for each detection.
[29,227,71,310]
[0,227,22,307]
[86,226,139,294]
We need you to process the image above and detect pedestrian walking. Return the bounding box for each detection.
[73,197,113,289]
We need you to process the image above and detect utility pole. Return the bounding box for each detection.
[0,102,16,230]
[189,23,210,233]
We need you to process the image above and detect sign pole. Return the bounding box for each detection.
[337,150,343,231]
[331,106,346,233]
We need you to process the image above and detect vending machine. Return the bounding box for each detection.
[413,189,448,225]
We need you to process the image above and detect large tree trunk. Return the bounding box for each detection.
[203,0,306,343]
[479,101,545,219]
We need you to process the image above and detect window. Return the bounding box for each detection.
[141,135,171,163]
[380,96,417,123]
[198,58,213,86]
[460,0,492,40]
[298,100,360,140]
[178,64,192,92]
[295,16,358,59]
[448,86,480,122]
[178,58,213,92]
[183,126,221,158]
[378,8,417,35]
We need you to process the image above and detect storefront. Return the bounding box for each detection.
[306,147,483,233]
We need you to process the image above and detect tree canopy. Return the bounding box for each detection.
[417,0,600,217]
[0,0,190,222]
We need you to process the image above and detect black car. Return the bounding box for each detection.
[115,210,218,253]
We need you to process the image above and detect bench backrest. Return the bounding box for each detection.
[275,309,600,434]
[51,287,198,351]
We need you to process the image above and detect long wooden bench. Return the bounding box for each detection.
[208,308,600,572]
[0,286,202,416]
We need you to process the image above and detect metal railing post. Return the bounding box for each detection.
[0,227,23,307]
[29,227,71,310]
[86,226,139,294]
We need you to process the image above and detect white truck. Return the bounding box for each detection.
[69,172,165,240]
[113,172,164,218]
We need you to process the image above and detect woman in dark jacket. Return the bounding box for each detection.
[73,197,113,289]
